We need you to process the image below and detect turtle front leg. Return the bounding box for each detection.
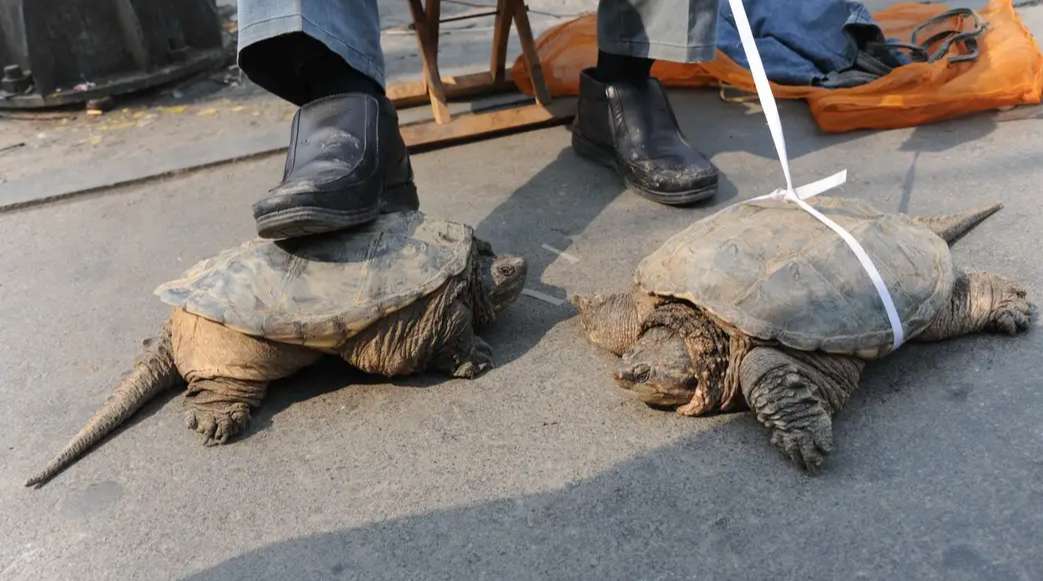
[739,347,865,472]
[428,297,493,379]
[434,329,494,379]
[915,271,1034,342]
[571,291,644,356]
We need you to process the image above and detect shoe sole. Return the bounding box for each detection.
[572,131,717,206]
[255,205,380,239]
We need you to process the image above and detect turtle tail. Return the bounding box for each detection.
[25,322,181,488]
[914,203,1003,245]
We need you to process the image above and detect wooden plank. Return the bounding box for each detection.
[400,97,576,151]
[407,0,452,124]
[508,0,552,105]
[387,72,516,109]
[490,0,513,83]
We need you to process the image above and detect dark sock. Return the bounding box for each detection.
[595,50,654,82]
[300,43,385,101]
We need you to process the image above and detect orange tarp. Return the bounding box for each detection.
[512,0,1043,132]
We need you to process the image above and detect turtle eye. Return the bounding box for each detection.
[497,264,515,277]
[632,364,651,382]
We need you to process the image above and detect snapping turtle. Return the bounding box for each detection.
[27,211,527,487]
[574,197,1033,471]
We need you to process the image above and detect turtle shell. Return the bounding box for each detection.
[155,211,474,348]
[635,196,954,359]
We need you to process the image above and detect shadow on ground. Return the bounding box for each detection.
[471,136,739,367]
[247,355,468,439]
[181,305,1042,581]
[896,113,999,213]
[184,360,1039,581]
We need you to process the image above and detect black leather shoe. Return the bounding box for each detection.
[572,68,718,205]
[253,93,418,239]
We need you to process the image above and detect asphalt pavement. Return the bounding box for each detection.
[1,2,1041,580]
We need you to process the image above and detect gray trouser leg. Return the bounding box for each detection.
[237,0,385,86]
[597,0,720,63]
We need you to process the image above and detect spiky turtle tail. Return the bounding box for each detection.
[25,322,181,488]
[914,203,1003,245]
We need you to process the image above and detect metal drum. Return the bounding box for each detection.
[0,0,225,109]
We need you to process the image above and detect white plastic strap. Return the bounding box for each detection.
[726,0,905,349]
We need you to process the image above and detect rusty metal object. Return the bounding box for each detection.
[0,0,226,109]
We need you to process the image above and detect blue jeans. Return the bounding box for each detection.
[238,0,719,92]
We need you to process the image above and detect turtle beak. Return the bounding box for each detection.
[615,363,651,387]
[614,362,700,409]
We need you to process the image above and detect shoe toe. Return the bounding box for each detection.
[627,156,718,194]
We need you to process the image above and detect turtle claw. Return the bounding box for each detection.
[989,281,1034,335]
[452,354,493,379]
[183,407,250,446]
[450,338,494,379]
[768,409,834,474]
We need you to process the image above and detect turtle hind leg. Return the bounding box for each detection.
[739,347,865,473]
[171,310,321,446]
[915,271,1035,342]
[183,379,268,446]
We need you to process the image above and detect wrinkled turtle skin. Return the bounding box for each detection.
[575,197,1034,472]
[27,211,528,487]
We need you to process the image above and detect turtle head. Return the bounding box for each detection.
[615,326,699,408]
[485,256,527,311]
[476,240,527,319]
[614,304,730,414]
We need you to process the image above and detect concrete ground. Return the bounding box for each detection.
[2,2,1043,580]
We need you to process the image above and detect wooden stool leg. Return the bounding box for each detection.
[507,0,552,105]
[420,0,441,93]
[408,0,451,124]
[490,0,513,83]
